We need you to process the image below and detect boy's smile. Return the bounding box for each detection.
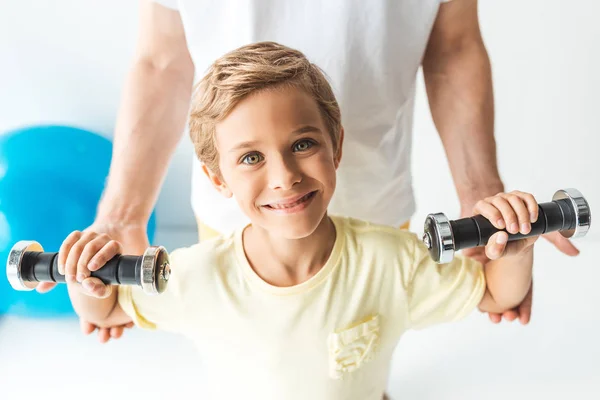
[261,190,317,214]
[204,85,343,239]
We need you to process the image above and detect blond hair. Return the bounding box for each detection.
[189,41,342,175]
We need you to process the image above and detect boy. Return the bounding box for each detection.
[59,42,540,400]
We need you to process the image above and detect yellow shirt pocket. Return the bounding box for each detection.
[327,314,380,379]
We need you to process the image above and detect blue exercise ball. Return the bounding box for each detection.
[0,125,156,317]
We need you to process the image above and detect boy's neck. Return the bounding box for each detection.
[243,215,337,287]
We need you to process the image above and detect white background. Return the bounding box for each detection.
[0,0,599,399]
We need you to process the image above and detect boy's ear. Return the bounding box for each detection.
[334,127,344,169]
[202,164,233,198]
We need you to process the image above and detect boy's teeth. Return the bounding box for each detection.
[270,192,312,209]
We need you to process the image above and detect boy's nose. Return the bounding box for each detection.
[267,156,302,190]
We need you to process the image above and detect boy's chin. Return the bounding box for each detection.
[261,213,327,240]
[279,226,319,240]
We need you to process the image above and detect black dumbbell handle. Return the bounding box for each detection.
[451,199,574,251]
[423,188,591,263]
[20,251,143,286]
[8,242,170,294]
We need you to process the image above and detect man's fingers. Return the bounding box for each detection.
[501,310,518,321]
[79,319,133,341]
[35,282,57,293]
[80,319,96,335]
[543,231,580,256]
[110,327,124,339]
[97,328,111,344]
[488,313,502,323]
[517,283,533,325]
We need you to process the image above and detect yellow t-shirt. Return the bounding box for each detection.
[118,215,485,400]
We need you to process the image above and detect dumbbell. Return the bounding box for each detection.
[6,241,171,295]
[422,188,591,263]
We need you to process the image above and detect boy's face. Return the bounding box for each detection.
[205,86,342,239]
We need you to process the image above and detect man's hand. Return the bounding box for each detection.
[80,318,135,343]
[37,221,150,343]
[424,0,580,324]
[542,230,580,257]
[35,1,193,343]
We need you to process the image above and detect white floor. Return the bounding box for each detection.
[1,228,599,399]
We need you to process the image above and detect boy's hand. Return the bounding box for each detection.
[473,190,540,260]
[37,222,148,343]
[57,230,124,299]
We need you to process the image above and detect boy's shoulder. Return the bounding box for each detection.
[331,215,426,282]
[332,215,420,254]
[167,232,238,279]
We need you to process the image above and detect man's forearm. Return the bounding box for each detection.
[423,39,503,208]
[97,58,195,225]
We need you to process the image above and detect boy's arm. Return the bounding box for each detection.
[405,191,539,329]
[405,234,536,329]
[60,231,189,332]
[469,192,540,314]
[67,283,132,329]
[478,243,535,314]
[60,231,133,328]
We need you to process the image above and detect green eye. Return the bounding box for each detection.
[293,140,314,152]
[242,153,263,165]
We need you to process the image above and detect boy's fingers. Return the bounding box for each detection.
[77,235,111,282]
[65,232,96,284]
[485,232,508,260]
[473,200,505,230]
[513,191,539,223]
[81,277,112,299]
[491,197,519,234]
[88,240,123,272]
[504,193,532,234]
[58,231,83,276]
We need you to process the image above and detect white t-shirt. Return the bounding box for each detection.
[154,0,450,235]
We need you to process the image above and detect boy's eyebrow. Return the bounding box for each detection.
[229,140,260,153]
[291,125,322,135]
[229,125,322,153]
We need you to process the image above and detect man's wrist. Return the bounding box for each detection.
[95,192,151,227]
[457,179,505,216]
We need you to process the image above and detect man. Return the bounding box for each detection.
[39,0,579,342]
